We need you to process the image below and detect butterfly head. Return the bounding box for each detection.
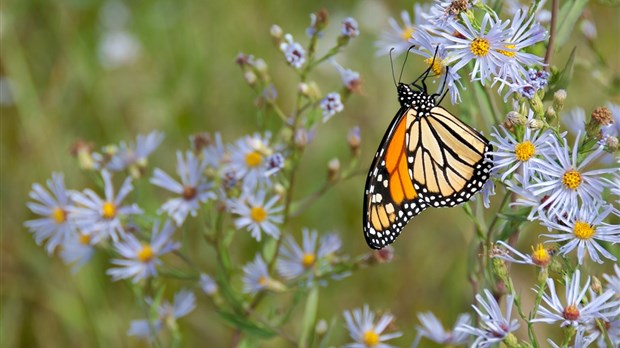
[397,83,416,108]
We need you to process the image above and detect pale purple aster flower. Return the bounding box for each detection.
[228,189,283,241]
[242,254,274,294]
[59,232,95,272]
[478,176,496,209]
[107,220,180,283]
[106,131,164,173]
[409,28,464,104]
[341,17,359,38]
[280,34,305,69]
[533,270,620,328]
[603,102,620,137]
[490,112,555,183]
[580,19,597,40]
[547,328,597,348]
[592,316,620,347]
[320,92,343,123]
[227,132,281,189]
[412,312,470,347]
[305,13,322,38]
[70,170,142,243]
[332,60,361,93]
[541,203,619,264]
[504,0,551,24]
[128,290,196,339]
[343,305,402,348]
[375,3,429,56]
[425,0,472,29]
[194,132,226,169]
[456,289,520,348]
[25,173,76,254]
[603,264,620,295]
[441,13,511,84]
[529,134,615,220]
[562,107,587,135]
[150,151,215,225]
[200,273,218,295]
[276,228,341,282]
[492,240,553,268]
[505,177,548,220]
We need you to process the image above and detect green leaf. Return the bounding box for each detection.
[546,47,576,98]
[217,310,277,339]
[298,285,319,348]
[555,0,588,48]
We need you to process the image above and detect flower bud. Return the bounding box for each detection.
[327,158,340,181]
[347,126,361,157]
[605,136,618,153]
[529,94,544,117]
[274,183,287,198]
[545,106,557,123]
[70,139,97,170]
[315,319,328,336]
[270,24,283,43]
[491,257,508,283]
[294,128,309,149]
[527,118,543,131]
[553,89,567,112]
[244,71,257,86]
[590,276,602,294]
[506,111,526,127]
[591,106,614,126]
[255,58,268,74]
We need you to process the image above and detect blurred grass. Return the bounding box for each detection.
[2,0,620,347]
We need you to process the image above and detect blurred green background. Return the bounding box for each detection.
[2,0,619,347]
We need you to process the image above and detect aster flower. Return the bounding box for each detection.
[528,134,615,220]
[200,273,218,295]
[191,132,226,169]
[106,131,164,174]
[280,34,305,69]
[242,254,284,294]
[492,240,553,268]
[150,151,215,225]
[603,264,620,295]
[341,17,359,38]
[425,0,472,29]
[412,312,470,347]
[107,220,180,283]
[441,13,511,84]
[59,232,95,272]
[25,173,76,255]
[320,92,344,123]
[490,113,555,183]
[562,107,587,135]
[343,305,402,348]
[540,203,619,264]
[505,174,552,220]
[504,0,551,24]
[276,228,341,283]
[547,328,597,348]
[603,102,620,137]
[332,60,362,94]
[409,28,464,104]
[227,132,282,189]
[128,290,196,339]
[456,289,520,348]
[228,189,283,241]
[532,270,620,328]
[591,316,620,347]
[70,170,142,243]
[375,4,429,56]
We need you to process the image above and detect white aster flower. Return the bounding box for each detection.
[242,254,282,294]
[107,220,180,283]
[456,289,520,348]
[332,60,361,93]
[200,273,218,295]
[533,270,620,328]
[70,170,142,243]
[562,107,587,135]
[106,131,164,174]
[547,328,597,348]
[228,189,283,241]
[227,132,282,189]
[150,151,215,225]
[280,34,305,69]
[528,134,615,220]
[375,4,429,56]
[505,174,548,220]
[442,13,511,84]
[320,92,344,123]
[425,0,472,29]
[603,102,620,137]
[25,172,76,254]
[195,132,226,169]
[343,305,402,348]
[59,232,95,272]
[128,290,195,339]
[341,17,359,38]
[276,228,341,282]
[541,203,619,264]
[492,240,553,268]
[603,264,620,295]
[490,113,555,183]
[413,312,470,347]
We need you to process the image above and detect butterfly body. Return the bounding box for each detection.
[363,82,492,249]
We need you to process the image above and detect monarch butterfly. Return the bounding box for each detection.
[363,54,493,250]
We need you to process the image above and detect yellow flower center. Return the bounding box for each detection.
[530,244,551,267]
[245,151,263,167]
[573,221,595,240]
[51,207,67,224]
[514,141,536,161]
[424,57,444,75]
[78,233,91,245]
[301,253,316,268]
[258,275,268,286]
[563,304,580,321]
[137,245,155,262]
[362,330,380,346]
[102,201,117,219]
[470,38,490,57]
[562,170,582,190]
[401,27,414,41]
[250,206,267,223]
[496,44,517,58]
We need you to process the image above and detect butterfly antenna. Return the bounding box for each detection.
[398,45,416,84]
[412,45,440,94]
[389,48,397,87]
[436,66,450,105]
